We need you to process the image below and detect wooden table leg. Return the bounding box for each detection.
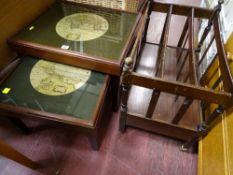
[89,132,101,150]
[0,139,38,169]
[111,76,120,112]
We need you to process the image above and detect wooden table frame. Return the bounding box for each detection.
[0,57,112,150]
[8,1,148,76]
[7,0,149,113]
[119,0,233,150]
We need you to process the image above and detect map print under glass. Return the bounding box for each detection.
[30,60,91,96]
[56,13,109,41]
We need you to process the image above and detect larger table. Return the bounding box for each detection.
[9,1,142,75]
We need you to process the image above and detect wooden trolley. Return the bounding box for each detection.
[119,0,233,150]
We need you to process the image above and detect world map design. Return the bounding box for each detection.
[30,60,91,96]
[56,13,109,41]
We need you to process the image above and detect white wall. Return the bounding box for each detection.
[203,0,233,41]
[199,0,233,75]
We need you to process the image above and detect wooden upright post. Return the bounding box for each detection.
[146,5,173,118]
[119,57,133,132]
[172,8,197,124]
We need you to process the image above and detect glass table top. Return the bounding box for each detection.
[66,0,140,13]
[0,56,106,121]
[12,1,137,62]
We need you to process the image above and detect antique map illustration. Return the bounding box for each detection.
[30,60,91,96]
[56,13,109,41]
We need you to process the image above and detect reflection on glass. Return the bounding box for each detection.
[66,0,140,13]
[0,56,105,120]
[14,1,137,61]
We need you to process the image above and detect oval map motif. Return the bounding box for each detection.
[30,60,91,96]
[56,13,109,41]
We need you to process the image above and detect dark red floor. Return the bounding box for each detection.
[0,111,197,175]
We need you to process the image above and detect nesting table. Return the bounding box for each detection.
[0,0,146,149]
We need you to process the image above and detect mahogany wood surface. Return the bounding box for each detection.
[188,8,198,85]
[177,17,189,48]
[129,73,231,105]
[198,36,215,66]
[126,44,200,131]
[172,99,193,124]
[0,62,112,149]
[151,1,212,19]
[8,3,145,76]
[0,0,54,70]
[120,0,233,148]
[176,51,189,81]
[146,4,173,118]
[213,18,233,93]
[171,7,197,124]
[126,112,195,140]
[177,36,189,65]
[9,40,121,76]
[198,32,233,175]
[120,12,144,68]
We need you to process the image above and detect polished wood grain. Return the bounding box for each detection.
[120,12,143,66]
[188,8,198,85]
[200,53,218,85]
[120,1,233,149]
[213,18,233,93]
[9,40,121,76]
[129,73,231,105]
[198,36,215,66]
[198,32,233,175]
[171,8,196,124]
[151,1,212,19]
[177,17,189,49]
[172,98,193,124]
[126,112,195,140]
[119,3,150,131]
[146,4,173,118]
[157,5,173,78]
[176,51,189,81]
[0,0,54,70]
[5,78,111,150]
[0,74,111,129]
[124,44,201,136]
[0,60,113,149]
[8,3,144,76]
[177,31,189,65]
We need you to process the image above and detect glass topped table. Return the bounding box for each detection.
[66,0,143,13]
[9,1,140,75]
[0,56,112,149]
